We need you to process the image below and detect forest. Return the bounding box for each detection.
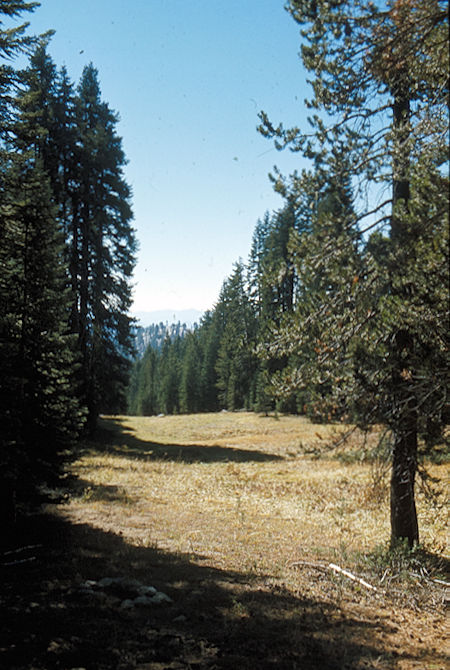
[1,1,448,551]
[127,0,449,550]
[0,2,136,514]
[0,2,448,668]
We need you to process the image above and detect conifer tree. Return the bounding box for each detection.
[179,332,202,414]
[259,0,449,546]
[73,64,136,426]
[215,262,257,410]
[0,1,83,517]
[197,311,221,412]
[0,147,84,510]
[158,335,182,414]
[0,1,41,136]
[137,347,158,415]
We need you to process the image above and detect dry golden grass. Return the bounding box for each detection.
[68,412,447,582]
[56,412,449,669]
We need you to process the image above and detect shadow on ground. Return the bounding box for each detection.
[89,416,284,464]
[1,511,441,670]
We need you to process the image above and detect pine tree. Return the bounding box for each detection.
[261,161,362,419]
[215,262,257,410]
[0,151,84,509]
[259,0,449,546]
[0,1,42,138]
[197,311,221,412]
[247,212,271,315]
[158,335,181,414]
[0,1,84,520]
[179,332,202,413]
[73,64,136,426]
[137,347,158,415]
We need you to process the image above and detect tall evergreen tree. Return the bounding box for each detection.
[215,262,257,410]
[179,331,202,414]
[0,145,84,511]
[73,64,136,426]
[247,212,271,315]
[136,347,158,415]
[158,334,182,414]
[0,1,83,519]
[259,0,449,546]
[197,310,221,412]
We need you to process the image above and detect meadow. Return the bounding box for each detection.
[3,412,448,669]
[63,412,448,669]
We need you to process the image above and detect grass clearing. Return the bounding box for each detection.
[74,413,447,570]
[3,412,448,669]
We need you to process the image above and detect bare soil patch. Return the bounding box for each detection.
[1,412,448,669]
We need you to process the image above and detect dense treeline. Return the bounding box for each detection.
[0,2,135,516]
[129,0,449,547]
[128,190,357,418]
[134,322,193,358]
[128,207,314,417]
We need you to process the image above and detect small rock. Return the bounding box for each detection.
[79,581,95,591]
[117,576,142,589]
[133,595,154,607]
[78,585,96,596]
[137,585,157,596]
[98,577,114,588]
[151,591,173,604]
[173,614,187,623]
[120,599,135,610]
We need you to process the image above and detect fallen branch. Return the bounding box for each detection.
[2,544,42,557]
[432,578,450,587]
[328,563,378,592]
[1,544,42,567]
[2,556,37,567]
[290,559,378,592]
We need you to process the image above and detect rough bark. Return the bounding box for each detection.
[389,78,419,548]
[390,404,419,547]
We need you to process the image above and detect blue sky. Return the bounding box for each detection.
[26,0,310,314]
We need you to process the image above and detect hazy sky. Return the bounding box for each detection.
[26,0,310,314]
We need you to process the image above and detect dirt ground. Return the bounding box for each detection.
[1,413,448,670]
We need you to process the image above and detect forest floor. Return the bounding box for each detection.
[1,412,449,670]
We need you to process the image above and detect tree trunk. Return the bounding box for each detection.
[390,407,419,547]
[389,77,419,548]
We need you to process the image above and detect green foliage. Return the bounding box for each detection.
[0,6,136,515]
[256,0,449,547]
[73,63,136,424]
[361,539,449,586]
[0,154,84,507]
[215,262,257,410]
[179,333,202,413]
[123,0,446,561]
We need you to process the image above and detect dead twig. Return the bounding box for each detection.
[290,560,378,592]
[1,544,42,567]
[328,563,378,591]
[2,556,37,567]
[1,544,42,556]
[432,578,450,587]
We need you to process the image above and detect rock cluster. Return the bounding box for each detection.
[78,576,173,610]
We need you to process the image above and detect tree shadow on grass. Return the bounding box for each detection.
[2,511,443,670]
[89,416,284,464]
[70,478,139,505]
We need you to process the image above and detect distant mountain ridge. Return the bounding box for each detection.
[133,322,194,358]
[132,309,203,328]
